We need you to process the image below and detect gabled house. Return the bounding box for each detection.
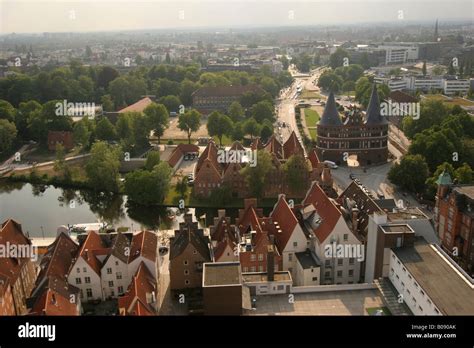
[101,232,131,299]
[68,231,109,302]
[128,230,159,282]
[270,194,308,277]
[210,211,239,263]
[300,182,362,285]
[118,262,158,316]
[169,214,212,291]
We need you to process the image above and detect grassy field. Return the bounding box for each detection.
[304,108,320,127]
[308,128,317,140]
[212,134,234,146]
[423,94,474,107]
[300,89,323,100]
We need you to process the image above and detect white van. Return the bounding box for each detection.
[324,160,338,169]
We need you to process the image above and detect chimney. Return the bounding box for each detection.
[351,208,359,234]
[267,236,275,281]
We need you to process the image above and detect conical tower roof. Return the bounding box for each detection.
[319,92,342,126]
[365,84,388,125]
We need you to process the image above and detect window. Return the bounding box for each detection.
[402,267,406,273]
[75,278,81,285]
[348,270,354,277]
[337,259,343,266]
[111,290,115,297]
[86,289,93,297]
[107,268,112,274]
[258,254,263,261]
[184,260,188,265]
[397,260,401,265]
[83,267,87,273]
[258,266,263,272]
[193,249,197,255]
[312,277,318,281]
[407,289,411,295]
[243,267,249,273]
[116,272,122,280]
[434,308,440,314]
[420,290,425,296]
[343,234,348,241]
[325,271,330,279]
[184,270,189,275]
[115,261,119,266]
[288,253,293,262]
[108,281,114,287]
[414,282,419,288]
[250,254,256,262]
[408,274,412,280]
[85,277,90,284]
[325,260,331,267]
[118,286,124,294]
[250,266,256,272]
[418,306,423,312]
[293,241,298,247]
[349,258,354,265]
[337,270,342,278]
[76,268,80,273]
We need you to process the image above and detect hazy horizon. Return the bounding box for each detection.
[1,0,472,34]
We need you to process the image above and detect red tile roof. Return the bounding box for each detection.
[118,262,157,316]
[128,231,158,264]
[270,195,299,251]
[264,135,284,159]
[308,149,320,168]
[283,131,304,158]
[31,288,79,316]
[167,144,199,168]
[118,97,154,114]
[303,182,341,243]
[79,231,108,276]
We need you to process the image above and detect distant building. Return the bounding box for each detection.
[47,131,74,151]
[192,85,264,113]
[316,87,388,166]
[435,171,474,274]
[0,219,37,315]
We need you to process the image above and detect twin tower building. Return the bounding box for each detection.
[315,85,389,166]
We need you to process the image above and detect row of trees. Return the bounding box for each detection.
[318,64,364,93]
[388,100,474,199]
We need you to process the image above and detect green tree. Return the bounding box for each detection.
[243,117,261,140]
[54,143,66,173]
[73,119,91,148]
[178,109,201,144]
[144,103,169,144]
[260,124,273,143]
[175,175,188,200]
[85,141,121,192]
[231,122,244,141]
[0,100,16,122]
[388,154,429,193]
[95,117,117,141]
[283,154,309,193]
[145,151,161,171]
[329,48,350,69]
[250,100,274,123]
[228,101,245,123]
[207,111,233,146]
[100,94,114,112]
[455,163,474,184]
[124,162,172,205]
[240,150,273,198]
[0,119,17,153]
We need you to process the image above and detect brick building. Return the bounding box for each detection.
[0,219,37,315]
[47,131,74,151]
[316,86,388,166]
[192,85,264,113]
[435,171,474,274]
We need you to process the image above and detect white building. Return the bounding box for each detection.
[300,182,362,285]
[443,78,470,95]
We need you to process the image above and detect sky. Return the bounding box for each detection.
[0,0,472,33]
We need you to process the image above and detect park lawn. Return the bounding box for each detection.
[300,89,323,100]
[424,94,474,107]
[308,128,317,140]
[304,108,320,127]
[212,134,234,146]
[366,307,392,316]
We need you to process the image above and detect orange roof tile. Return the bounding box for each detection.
[270,195,299,251]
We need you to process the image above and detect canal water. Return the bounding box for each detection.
[0,181,271,238]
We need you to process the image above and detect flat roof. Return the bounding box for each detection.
[203,262,242,287]
[387,207,429,221]
[242,271,292,283]
[453,186,474,200]
[380,224,414,234]
[393,239,474,315]
[296,250,321,269]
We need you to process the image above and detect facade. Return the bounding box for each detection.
[194,133,313,199]
[435,172,474,274]
[375,75,470,95]
[192,84,264,112]
[169,214,212,291]
[47,131,74,151]
[0,219,37,315]
[202,262,244,315]
[316,87,388,166]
